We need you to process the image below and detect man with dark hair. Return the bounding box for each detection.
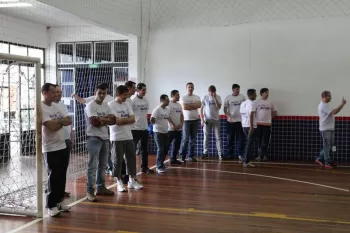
[41,83,72,217]
[108,85,143,191]
[71,82,114,175]
[200,85,223,159]
[255,88,277,162]
[179,82,201,162]
[240,89,257,168]
[151,94,170,173]
[54,85,74,198]
[72,82,114,104]
[167,90,184,164]
[85,84,115,202]
[119,80,137,184]
[316,91,346,169]
[224,84,246,162]
[131,83,154,173]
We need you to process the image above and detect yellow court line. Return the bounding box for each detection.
[80,202,350,225]
[48,225,139,233]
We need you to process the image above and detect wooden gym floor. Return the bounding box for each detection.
[2,155,350,233]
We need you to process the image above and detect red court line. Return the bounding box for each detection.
[146,114,350,121]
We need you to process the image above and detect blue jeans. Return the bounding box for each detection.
[180,120,198,159]
[86,136,109,193]
[154,132,169,169]
[317,130,334,164]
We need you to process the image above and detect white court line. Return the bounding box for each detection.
[200,159,350,168]
[7,161,164,233]
[170,167,350,193]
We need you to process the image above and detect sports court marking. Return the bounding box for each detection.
[170,167,349,192]
[7,160,348,233]
[201,159,350,168]
[206,161,350,175]
[80,202,350,226]
[7,161,164,233]
[46,225,139,233]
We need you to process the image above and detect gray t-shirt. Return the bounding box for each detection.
[318,101,334,131]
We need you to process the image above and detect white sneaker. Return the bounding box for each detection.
[48,207,61,217]
[243,162,256,168]
[117,180,126,192]
[156,168,166,173]
[57,202,71,212]
[128,179,143,190]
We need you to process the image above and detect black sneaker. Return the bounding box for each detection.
[202,153,208,159]
[170,160,182,165]
[188,157,197,162]
[179,158,186,163]
[141,167,155,173]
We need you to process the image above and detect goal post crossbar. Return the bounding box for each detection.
[0,53,43,218]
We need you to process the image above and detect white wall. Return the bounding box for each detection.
[0,13,48,48]
[145,17,350,116]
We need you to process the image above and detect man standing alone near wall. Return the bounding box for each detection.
[316,91,346,169]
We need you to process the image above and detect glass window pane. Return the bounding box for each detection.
[20,66,30,109]
[95,42,112,63]
[0,64,9,87]
[21,109,35,131]
[57,44,73,63]
[0,42,9,54]
[113,67,128,83]
[114,41,128,62]
[28,48,44,64]
[76,43,92,63]
[41,68,45,85]
[10,45,27,56]
[60,69,74,83]
[0,87,9,133]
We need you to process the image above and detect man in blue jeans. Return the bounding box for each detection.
[85,84,115,202]
[151,94,170,173]
[179,83,201,162]
[316,91,346,169]
[240,89,257,168]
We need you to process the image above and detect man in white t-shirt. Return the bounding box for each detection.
[41,83,72,217]
[255,88,277,162]
[151,94,170,173]
[167,90,184,165]
[71,83,114,175]
[108,85,143,192]
[240,89,258,168]
[224,84,246,161]
[316,91,346,169]
[119,80,137,184]
[179,82,201,162]
[71,82,114,104]
[131,83,154,173]
[200,85,223,159]
[84,84,115,202]
[54,85,74,199]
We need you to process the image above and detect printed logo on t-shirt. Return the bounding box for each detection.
[229,100,244,106]
[97,111,107,117]
[49,112,63,120]
[117,110,129,118]
[136,104,148,111]
[257,104,271,110]
[160,113,169,119]
[206,100,216,106]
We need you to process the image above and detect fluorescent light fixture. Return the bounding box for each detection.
[0,2,33,7]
